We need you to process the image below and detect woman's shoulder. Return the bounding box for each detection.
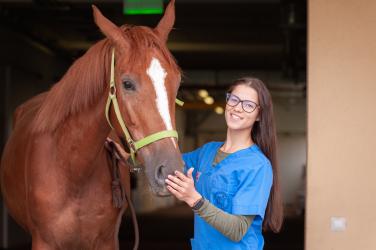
[183,141,222,159]
[231,145,271,170]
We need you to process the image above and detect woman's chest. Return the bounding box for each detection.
[195,164,241,211]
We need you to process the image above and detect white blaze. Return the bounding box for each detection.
[147,58,177,148]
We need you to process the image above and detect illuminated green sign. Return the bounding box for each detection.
[123,0,164,15]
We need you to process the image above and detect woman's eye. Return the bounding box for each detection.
[122,80,135,91]
[246,103,256,109]
[230,97,238,103]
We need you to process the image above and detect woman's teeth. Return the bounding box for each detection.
[231,113,242,120]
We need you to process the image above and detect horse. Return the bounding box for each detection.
[0,1,184,249]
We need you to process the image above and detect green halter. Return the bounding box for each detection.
[105,48,183,171]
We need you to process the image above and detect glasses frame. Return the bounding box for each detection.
[225,93,260,113]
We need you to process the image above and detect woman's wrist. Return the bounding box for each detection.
[191,197,205,211]
[187,192,203,208]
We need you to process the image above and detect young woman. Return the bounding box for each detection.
[165,77,283,250]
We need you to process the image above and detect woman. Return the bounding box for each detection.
[165,77,283,250]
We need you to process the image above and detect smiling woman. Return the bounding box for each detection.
[166,77,284,250]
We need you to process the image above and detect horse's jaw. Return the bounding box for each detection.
[155,188,172,197]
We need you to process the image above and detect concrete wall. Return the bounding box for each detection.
[306,0,376,249]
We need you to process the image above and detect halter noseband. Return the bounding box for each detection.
[105,48,183,172]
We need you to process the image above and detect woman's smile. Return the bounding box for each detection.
[230,112,244,121]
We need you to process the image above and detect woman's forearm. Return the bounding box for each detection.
[195,199,254,242]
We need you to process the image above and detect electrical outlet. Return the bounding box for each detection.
[330,217,346,232]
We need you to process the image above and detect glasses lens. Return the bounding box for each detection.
[242,101,257,113]
[226,93,239,107]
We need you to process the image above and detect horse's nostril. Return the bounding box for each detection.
[156,165,166,182]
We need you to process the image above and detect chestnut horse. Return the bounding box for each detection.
[0,1,183,249]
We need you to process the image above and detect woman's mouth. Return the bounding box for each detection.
[230,113,243,120]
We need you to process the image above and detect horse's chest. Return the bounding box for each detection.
[33,199,120,248]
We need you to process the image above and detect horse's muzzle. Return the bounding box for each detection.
[155,164,168,186]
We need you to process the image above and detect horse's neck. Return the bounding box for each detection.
[55,94,110,172]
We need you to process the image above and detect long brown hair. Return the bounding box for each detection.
[229,77,283,232]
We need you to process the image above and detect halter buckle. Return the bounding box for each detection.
[130,166,142,173]
[128,139,137,152]
[126,157,143,173]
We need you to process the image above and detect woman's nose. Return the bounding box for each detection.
[233,102,243,112]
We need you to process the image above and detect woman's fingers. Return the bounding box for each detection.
[166,185,182,198]
[113,142,129,159]
[174,170,190,182]
[165,179,185,192]
[186,168,194,179]
[167,174,186,187]
[166,169,201,206]
[105,137,130,161]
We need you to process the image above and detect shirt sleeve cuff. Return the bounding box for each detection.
[232,204,264,218]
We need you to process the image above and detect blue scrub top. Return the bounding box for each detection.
[183,142,273,250]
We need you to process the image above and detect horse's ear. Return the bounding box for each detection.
[92,5,129,50]
[154,0,175,43]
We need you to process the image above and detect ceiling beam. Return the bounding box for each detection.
[58,40,282,53]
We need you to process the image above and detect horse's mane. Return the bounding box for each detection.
[31,25,179,134]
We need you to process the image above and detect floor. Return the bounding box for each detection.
[120,203,304,250]
[1,204,304,250]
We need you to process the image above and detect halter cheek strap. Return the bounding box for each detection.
[105,48,183,171]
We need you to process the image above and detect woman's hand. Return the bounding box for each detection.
[165,168,202,207]
[105,137,130,163]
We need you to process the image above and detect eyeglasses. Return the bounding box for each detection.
[225,93,260,113]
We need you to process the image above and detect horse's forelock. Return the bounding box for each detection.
[120,25,179,72]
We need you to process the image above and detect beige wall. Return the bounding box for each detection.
[307,1,376,250]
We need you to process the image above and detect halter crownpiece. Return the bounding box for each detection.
[105,48,183,171]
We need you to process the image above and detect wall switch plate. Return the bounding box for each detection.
[330,217,347,232]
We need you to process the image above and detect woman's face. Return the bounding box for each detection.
[225,84,260,132]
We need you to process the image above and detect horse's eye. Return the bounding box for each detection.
[122,80,135,91]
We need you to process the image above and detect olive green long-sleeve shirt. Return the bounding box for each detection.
[193,149,255,242]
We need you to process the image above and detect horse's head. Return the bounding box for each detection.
[93,1,183,196]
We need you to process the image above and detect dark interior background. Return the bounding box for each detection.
[0,0,306,249]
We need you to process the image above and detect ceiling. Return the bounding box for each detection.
[0,0,306,75]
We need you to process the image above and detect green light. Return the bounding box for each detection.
[124,8,163,15]
[123,0,164,15]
